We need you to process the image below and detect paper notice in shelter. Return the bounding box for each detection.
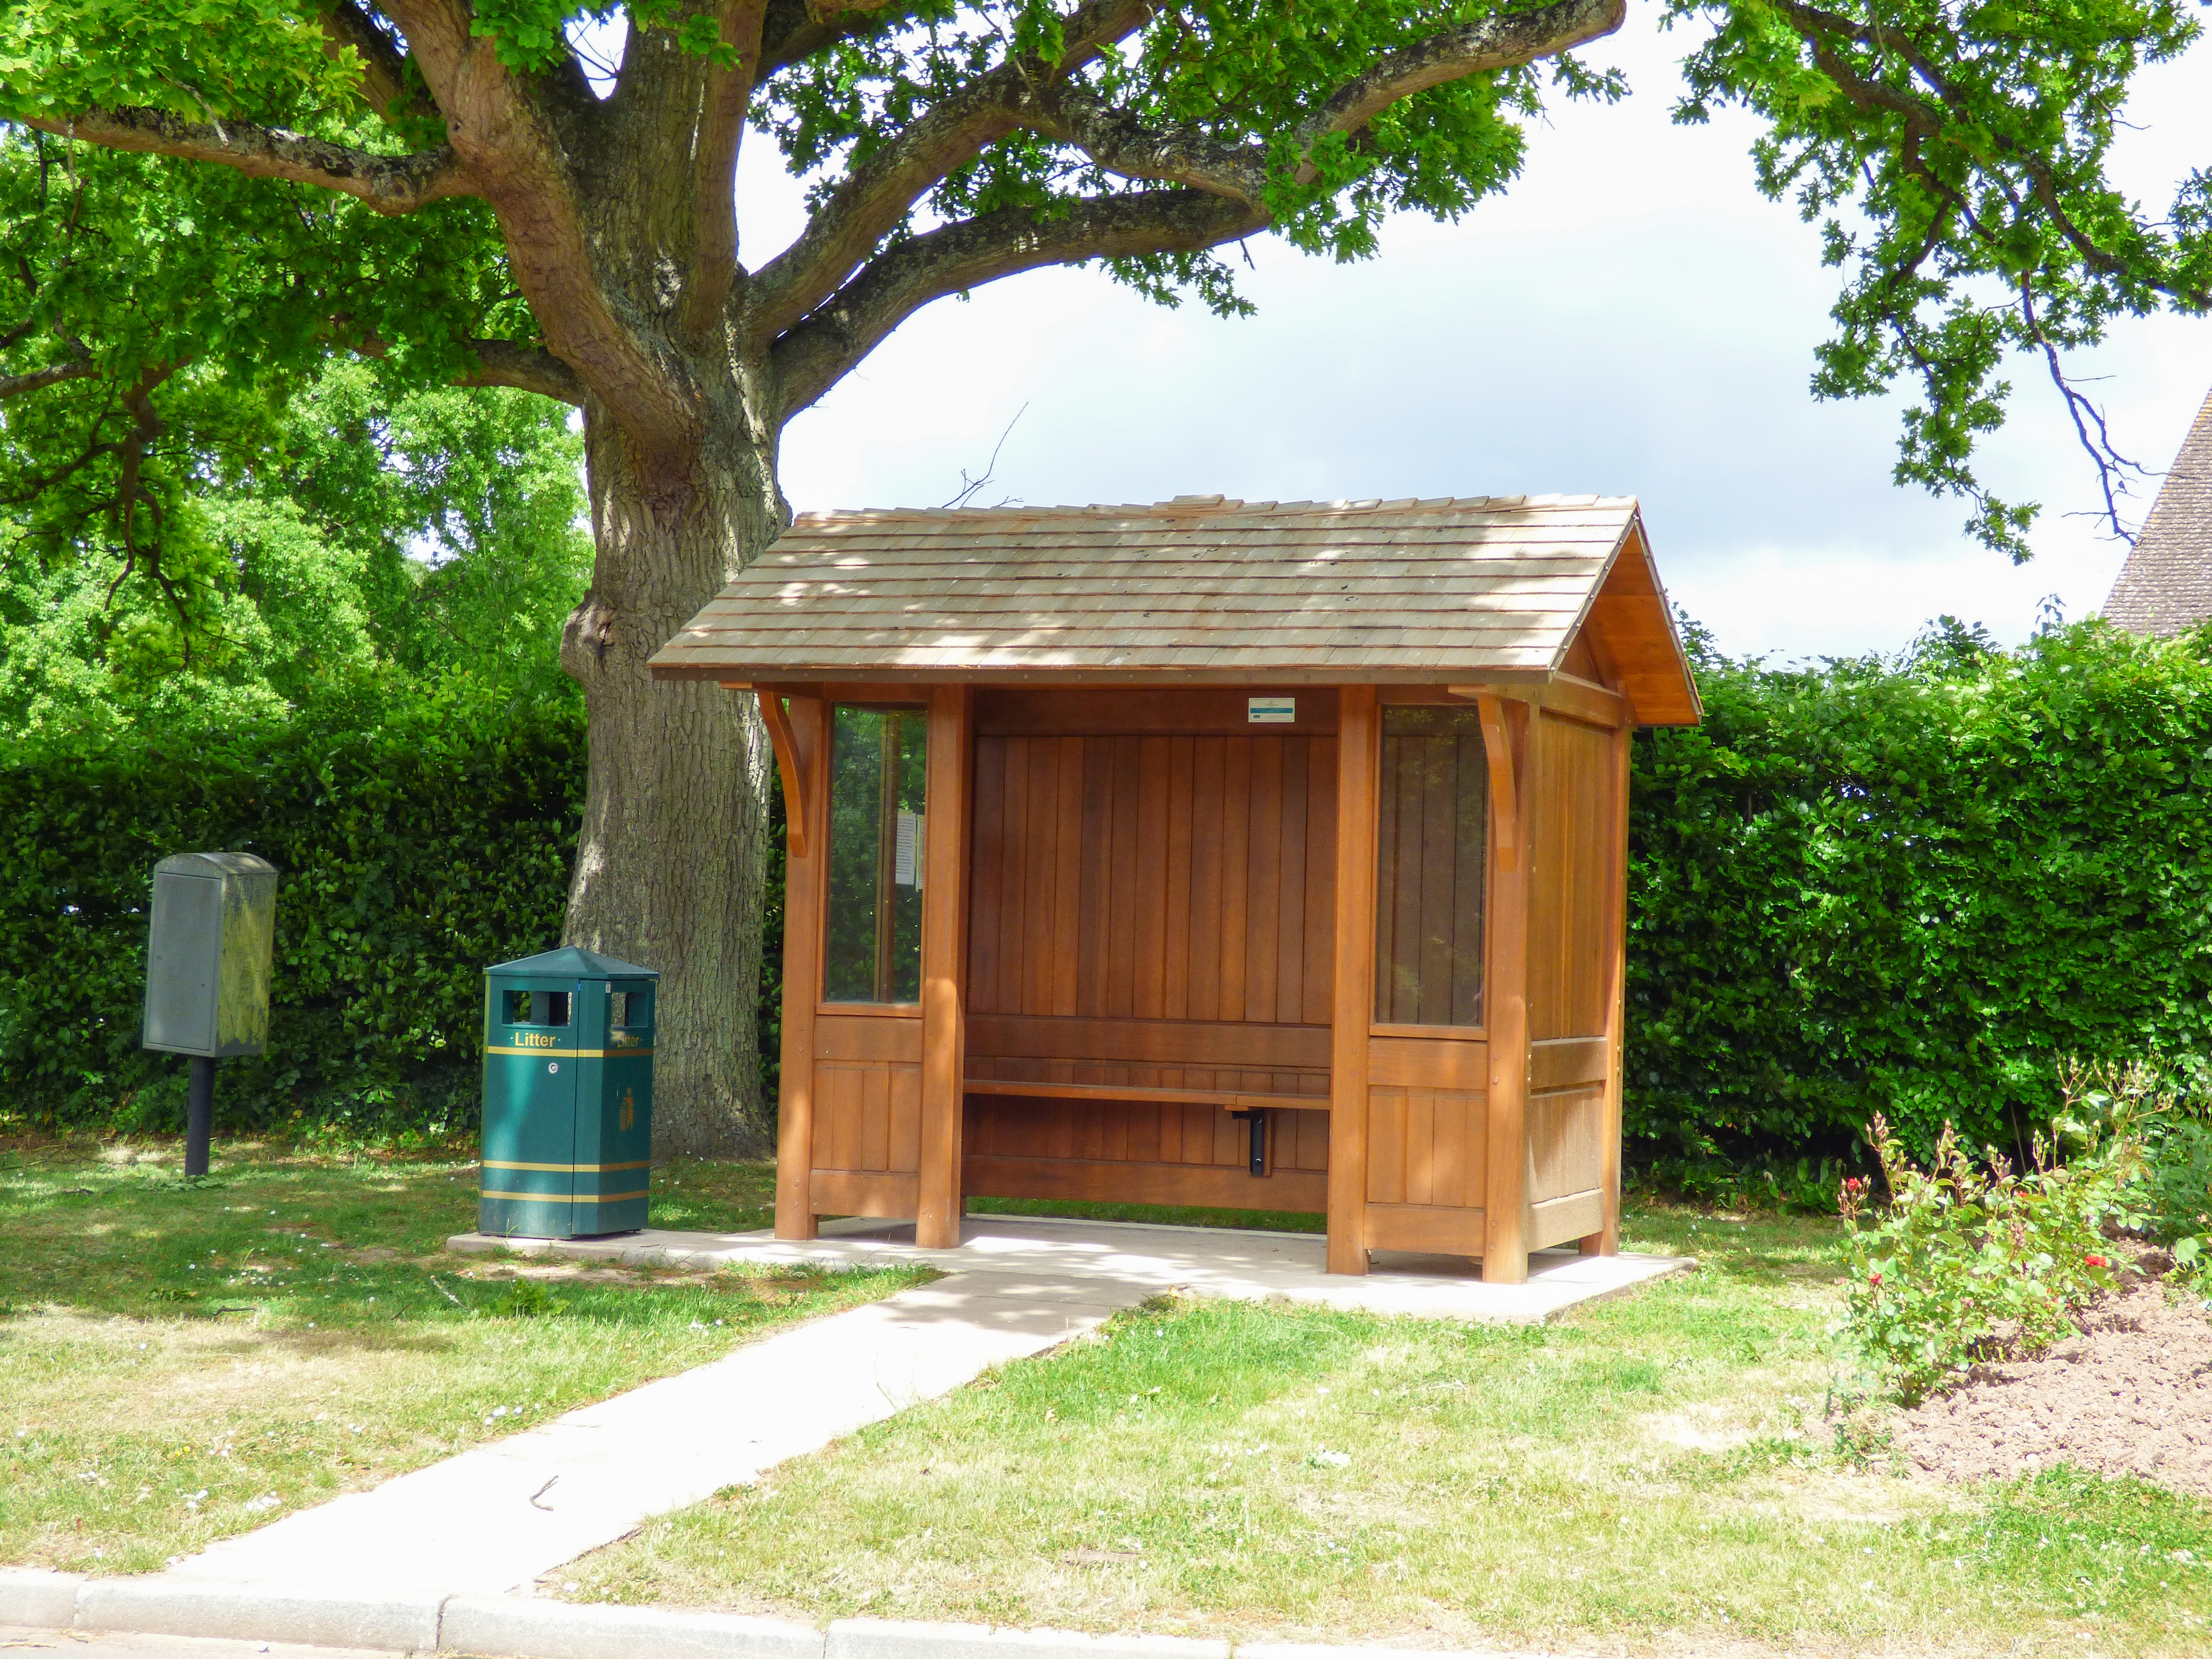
[895,811,925,888]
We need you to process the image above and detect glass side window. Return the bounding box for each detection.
[1374,706,1489,1026]
[823,705,928,1003]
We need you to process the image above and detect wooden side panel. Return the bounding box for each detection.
[809,1013,923,1181]
[812,1171,920,1219]
[1365,1202,1488,1256]
[1528,711,1616,1045]
[1525,1083,1604,1205]
[1583,723,1632,1257]
[1363,1084,1487,1210]
[1530,1190,1606,1251]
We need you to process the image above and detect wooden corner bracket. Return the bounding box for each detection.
[754,689,810,860]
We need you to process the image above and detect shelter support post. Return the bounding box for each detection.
[1477,695,1532,1285]
[1581,720,1632,1256]
[1327,685,1380,1275]
[772,690,827,1240]
[916,685,972,1249]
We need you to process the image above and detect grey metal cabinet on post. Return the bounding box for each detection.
[143,851,278,1175]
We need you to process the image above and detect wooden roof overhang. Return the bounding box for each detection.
[648,493,1702,726]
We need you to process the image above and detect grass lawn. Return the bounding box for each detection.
[0,1137,919,1576]
[565,1202,2212,1658]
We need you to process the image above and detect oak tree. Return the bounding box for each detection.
[1,0,2202,1151]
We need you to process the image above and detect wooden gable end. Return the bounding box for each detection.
[1575,523,1700,726]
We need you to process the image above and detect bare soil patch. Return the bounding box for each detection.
[1891,1271,2212,1495]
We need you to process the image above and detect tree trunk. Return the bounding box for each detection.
[560,396,787,1157]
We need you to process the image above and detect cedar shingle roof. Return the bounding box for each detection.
[649,493,1700,723]
[2106,387,2212,635]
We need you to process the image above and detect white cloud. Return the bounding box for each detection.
[754,8,2212,661]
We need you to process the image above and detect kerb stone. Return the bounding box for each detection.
[74,1576,443,1650]
[828,1619,1228,1659]
[0,1568,84,1629]
[441,1596,825,1659]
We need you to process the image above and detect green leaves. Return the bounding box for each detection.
[0,687,588,1133]
[1627,617,2212,1176]
[0,0,352,124]
[1671,0,2211,554]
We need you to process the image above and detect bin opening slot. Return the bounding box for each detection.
[506,989,571,1027]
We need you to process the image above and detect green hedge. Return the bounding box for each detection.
[1625,619,2212,1178]
[0,690,587,1136]
[10,621,2209,1172]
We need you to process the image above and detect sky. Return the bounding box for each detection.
[712,9,2212,664]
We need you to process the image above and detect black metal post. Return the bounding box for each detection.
[1232,1109,1265,1176]
[186,1055,215,1177]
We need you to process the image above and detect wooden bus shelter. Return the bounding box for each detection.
[649,493,1700,1281]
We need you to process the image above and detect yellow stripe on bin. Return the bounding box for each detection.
[480,1189,650,1203]
[481,1160,653,1172]
[481,1045,654,1058]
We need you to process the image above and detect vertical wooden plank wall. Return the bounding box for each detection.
[1477,696,1532,1285]
[1581,721,1633,1255]
[917,686,972,1248]
[1524,706,1625,1253]
[1328,686,1379,1274]
[966,734,1335,1033]
[773,691,826,1240]
[961,713,1337,1215]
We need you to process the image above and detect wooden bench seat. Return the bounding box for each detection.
[962,1077,1329,1112]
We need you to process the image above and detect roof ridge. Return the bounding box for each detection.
[792,492,1640,527]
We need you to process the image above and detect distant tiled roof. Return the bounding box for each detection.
[649,493,1699,722]
[2106,387,2212,635]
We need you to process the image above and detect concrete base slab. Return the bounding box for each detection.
[449,1213,1694,1323]
[165,1270,1142,1600]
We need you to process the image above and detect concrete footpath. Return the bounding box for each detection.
[171,1269,1143,1599]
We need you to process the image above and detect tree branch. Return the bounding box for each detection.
[771,189,1261,418]
[744,0,1156,343]
[18,108,472,214]
[0,359,98,401]
[1034,0,1628,196]
[757,0,930,79]
[678,0,770,344]
[1292,0,1625,180]
[1771,0,2212,310]
[373,0,479,108]
[458,337,587,404]
[373,1,697,458]
[319,2,414,120]
[351,334,586,404]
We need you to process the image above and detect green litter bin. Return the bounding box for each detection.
[480,947,658,1238]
